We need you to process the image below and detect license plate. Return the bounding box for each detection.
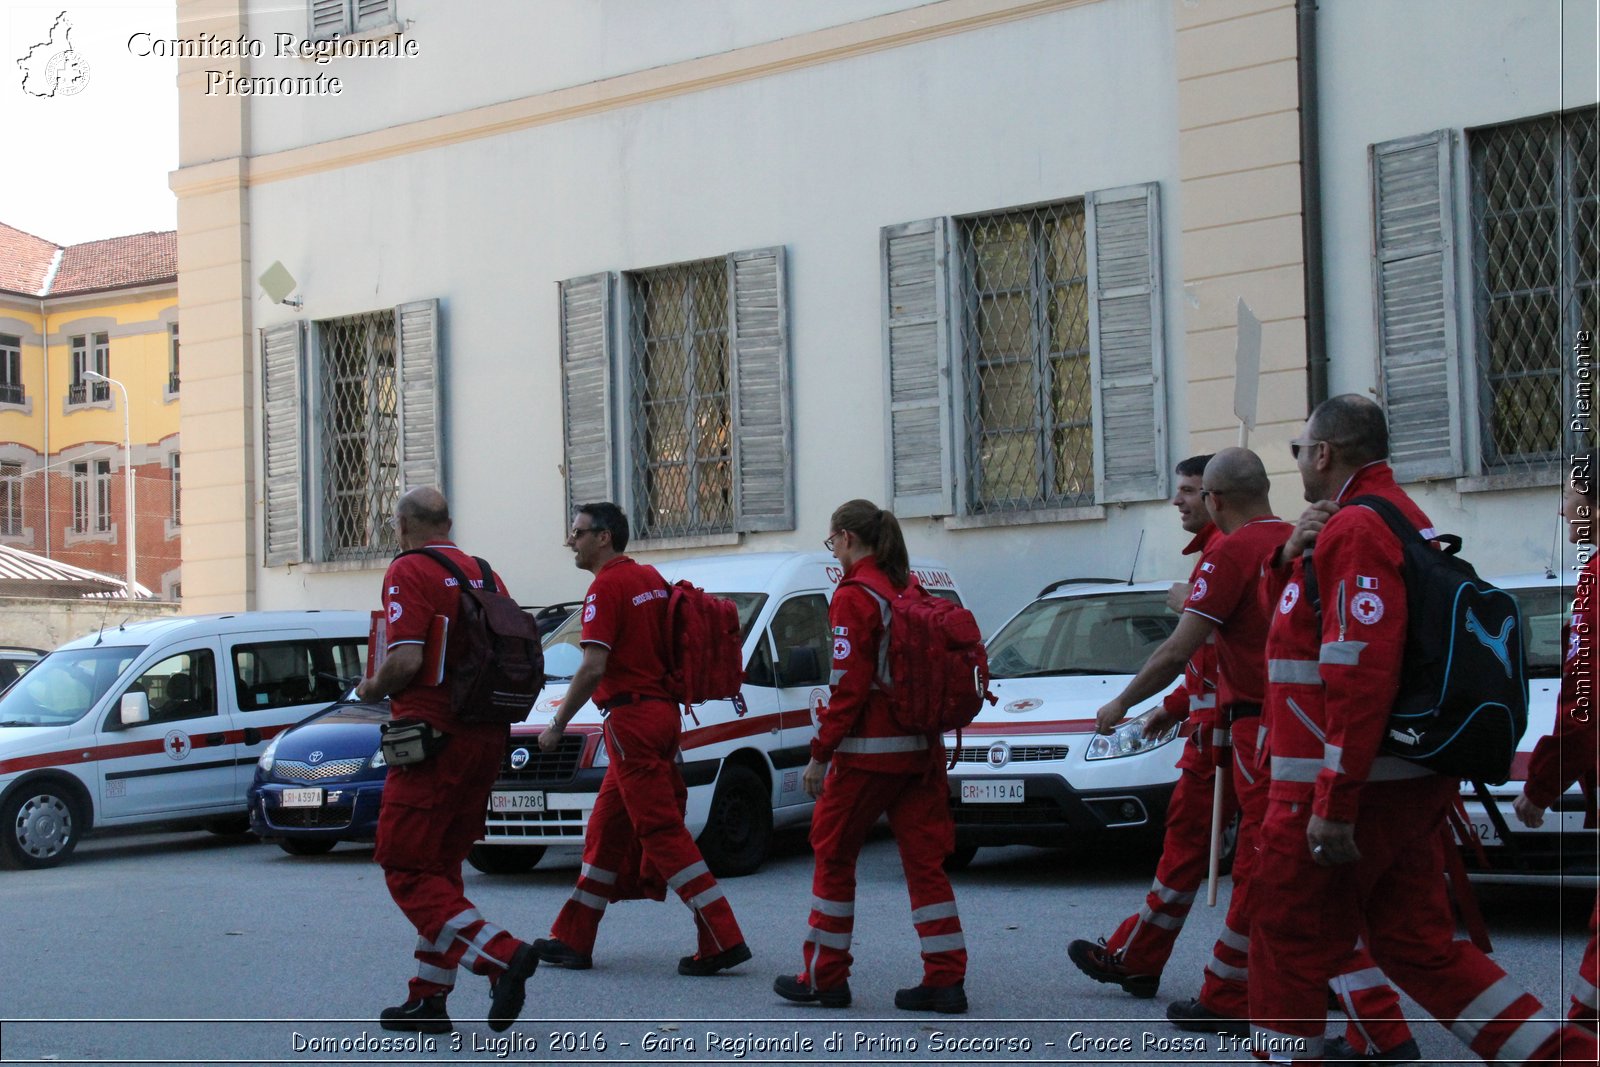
[960,780,1024,804]
[490,791,546,812]
[281,788,323,808]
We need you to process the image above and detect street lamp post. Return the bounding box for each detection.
[81,371,137,598]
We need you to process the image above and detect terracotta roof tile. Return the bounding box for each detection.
[50,230,177,296]
[0,222,60,297]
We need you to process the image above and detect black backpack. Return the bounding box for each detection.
[1304,495,1528,783]
[401,548,545,725]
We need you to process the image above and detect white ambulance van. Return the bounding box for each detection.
[468,551,965,877]
[0,611,369,869]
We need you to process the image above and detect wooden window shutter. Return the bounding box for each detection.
[560,273,616,517]
[881,218,955,516]
[395,298,443,495]
[1088,182,1167,503]
[261,321,306,566]
[729,246,793,532]
[1371,130,1461,480]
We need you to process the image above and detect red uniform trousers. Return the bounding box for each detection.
[550,700,743,958]
[375,726,526,1000]
[1104,731,1237,974]
[1250,777,1597,1064]
[1573,895,1599,1031]
[1197,719,1413,1054]
[800,762,966,991]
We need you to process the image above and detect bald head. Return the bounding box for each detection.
[395,487,451,547]
[1204,448,1270,498]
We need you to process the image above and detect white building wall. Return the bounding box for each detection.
[246,0,1185,631]
[1318,0,1598,577]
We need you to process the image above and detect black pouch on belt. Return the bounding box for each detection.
[379,718,448,767]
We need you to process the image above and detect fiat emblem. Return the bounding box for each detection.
[986,742,1009,768]
[308,750,324,764]
[510,747,530,770]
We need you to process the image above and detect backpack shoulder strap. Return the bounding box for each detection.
[472,556,497,595]
[1347,494,1423,546]
[400,547,475,594]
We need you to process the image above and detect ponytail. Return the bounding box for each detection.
[829,498,910,587]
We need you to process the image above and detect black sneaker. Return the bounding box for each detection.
[1066,938,1160,999]
[379,994,452,1034]
[1324,1036,1421,1064]
[894,981,967,1014]
[532,937,593,970]
[1165,998,1250,1039]
[678,942,752,976]
[487,943,538,1033]
[773,973,851,1008]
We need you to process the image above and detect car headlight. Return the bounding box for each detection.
[591,738,608,768]
[368,746,386,769]
[258,733,284,774]
[1085,710,1178,760]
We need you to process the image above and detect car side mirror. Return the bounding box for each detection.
[778,645,823,688]
[120,691,150,726]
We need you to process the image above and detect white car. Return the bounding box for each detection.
[946,578,1187,867]
[469,551,968,877]
[1456,571,1597,885]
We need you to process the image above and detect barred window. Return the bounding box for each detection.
[1470,110,1597,466]
[68,334,109,405]
[626,259,734,539]
[170,452,181,526]
[958,202,1094,511]
[317,311,399,562]
[0,463,20,536]
[0,335,22,406]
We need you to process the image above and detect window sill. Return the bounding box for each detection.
[1454,468,1563,494]
[64,526,116,547]
[290,558,387,575]
[0,527,35,546]
[163,389,179,405]
[305,20,404,50]
[0,399,33,416]
[943,503,1106,530]
[631,531,742,552]
[63,399,114,415]
[165,519,181,541]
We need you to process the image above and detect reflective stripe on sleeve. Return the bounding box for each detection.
[1271,755,1323,782]
[1268,659,1322,686]
[1190,693,1218,711]
[1320,641,1367,666]
[836,735,929,754]
[1324,743,1346,775]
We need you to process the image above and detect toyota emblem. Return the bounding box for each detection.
[308,750,324,764]
[510,747,530,770]
[986,742,1009,768]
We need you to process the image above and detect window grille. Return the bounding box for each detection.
[170,453,181,526]
[317,311,399,561]
[0,464,20,536]
[957,201,1094,511]
[0,335,22,405]
[69,334,109,404]
[626,259,734,539]
[168,322,180,394]
[1470,109,1598,467]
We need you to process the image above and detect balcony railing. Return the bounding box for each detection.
[0,383,23,405]
[168,371,180,393]
[68,382,109,405]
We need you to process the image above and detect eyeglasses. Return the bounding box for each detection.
[569,526,598,541]
[823,533,839,552]
[1289,438,1324,460]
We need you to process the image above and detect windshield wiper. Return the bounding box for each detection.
[0,720,46,727]
[993,667,1113,679]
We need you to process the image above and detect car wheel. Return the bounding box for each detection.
[278,838,337,856]
[1,784,82,870]
[466,844,546,874]
[698,763,772,878]
[943,844,979,871]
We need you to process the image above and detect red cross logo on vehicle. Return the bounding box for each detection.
[164,731,190,761]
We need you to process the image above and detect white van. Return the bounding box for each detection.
[0,611,369,869]
[469,551,965,877]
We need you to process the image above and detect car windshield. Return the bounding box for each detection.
[0,646,145,727]
[1510,585,1568,679]
[987,590,1175,678]
[540,593,769,679]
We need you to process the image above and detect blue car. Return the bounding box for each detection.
[248,696,388,855]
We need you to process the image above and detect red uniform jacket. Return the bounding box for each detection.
[810,556,937,774]
[1523,553,1599,823]
[1261,462,1437,823]
[1164,525,1223,725]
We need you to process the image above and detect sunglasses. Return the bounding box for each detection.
[1290,438,1324,460]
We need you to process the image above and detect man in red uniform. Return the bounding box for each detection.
[358,487,538,1035]
[1069,453,1231,997]
[1249,395,1596,1063]
[774,499,967,1014]
[1514,453,1598,1031]
[534,501,750,976]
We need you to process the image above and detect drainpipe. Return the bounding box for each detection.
[1298,0,1329,409]
[39,297,50,559]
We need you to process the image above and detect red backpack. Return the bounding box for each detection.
[664,580,747,718]
[847,581,995,762]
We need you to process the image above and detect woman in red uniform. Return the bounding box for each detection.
[1514,452,1598,1031]
[773,499,967,1014]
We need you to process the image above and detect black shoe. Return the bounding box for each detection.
[773,973,851,1008]
[894,981,967,1014]
[379,994,452,1034]
[532,937,593,970]
[487,943,538,1033]
[1324,1036,1421,1064]
[1166,997,1250,1039]
[679,942,752,976]
[1067,938,1160,999]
